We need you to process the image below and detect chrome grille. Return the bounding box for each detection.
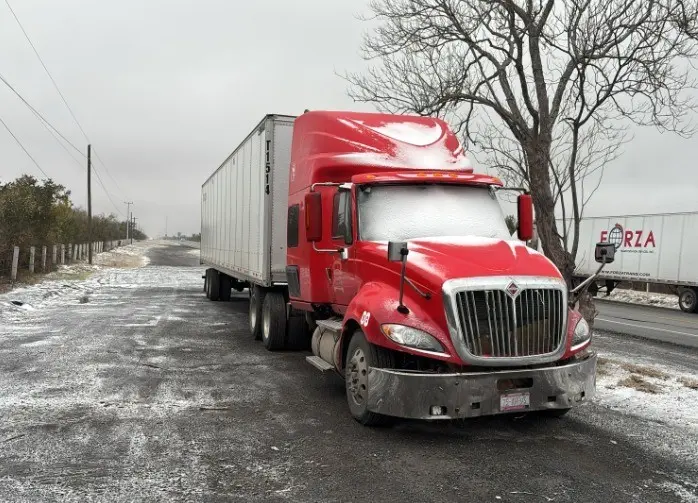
[454,288,565,358]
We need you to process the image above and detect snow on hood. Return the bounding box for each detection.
[360,236,561,289]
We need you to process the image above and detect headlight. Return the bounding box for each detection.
[381,324,445,353]
[571,318,591,349]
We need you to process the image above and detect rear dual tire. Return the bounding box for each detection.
[205,269,220,301]
[262,292,287,351]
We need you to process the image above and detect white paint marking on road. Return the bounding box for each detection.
[596,318,698,338]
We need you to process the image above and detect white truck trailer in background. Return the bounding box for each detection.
[571,211,698,313]
[200,114,295,300]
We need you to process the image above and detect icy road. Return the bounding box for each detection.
[0,242,696,502]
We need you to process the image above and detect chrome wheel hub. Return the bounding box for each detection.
[347,348,368,406]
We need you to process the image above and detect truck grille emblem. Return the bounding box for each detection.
[505,281,520,299]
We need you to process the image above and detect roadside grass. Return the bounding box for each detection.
[678,376,698,390]
[618,374,663,394]
[619,362,668,380]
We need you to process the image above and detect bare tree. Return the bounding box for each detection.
[348,0,698,318]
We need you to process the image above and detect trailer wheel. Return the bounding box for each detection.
[204,269,211,298]
[208,270,220,301]
[249,286,266,340]
[262,292,287,351]
[678,287,698,313]
[286,314,311,350]
[219,274,232,302]
[345,330,395,426]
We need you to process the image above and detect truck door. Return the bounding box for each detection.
[330,189,359,309]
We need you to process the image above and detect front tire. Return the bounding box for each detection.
[262,292,287,351]
[678,287,698,313]
[345,330,395,426]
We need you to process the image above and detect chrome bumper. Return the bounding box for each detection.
[366,354,597,420]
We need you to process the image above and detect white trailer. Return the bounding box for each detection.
[570,211,698,313]
[200,114,296,300]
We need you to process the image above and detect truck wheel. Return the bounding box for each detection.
[678,288,698,313]
[345,330,395,426]
[208,270,220,301]
[204,269,211,298]
[219,274,232,302]
[262,292,287,351]
[249,286,266,340]
[286,314,311,350]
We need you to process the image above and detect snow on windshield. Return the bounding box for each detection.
[358,184,512,242]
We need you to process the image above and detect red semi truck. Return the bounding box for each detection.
[201,111,612,425]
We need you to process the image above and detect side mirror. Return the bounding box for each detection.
[595,242,615,264]
[305,192,323,242]
[517,193,534,241]
[388,241,408,262]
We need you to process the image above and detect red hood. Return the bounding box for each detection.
[357,236,562,291]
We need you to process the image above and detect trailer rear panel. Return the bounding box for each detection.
[572,212,698,286]
[201,115,295,286]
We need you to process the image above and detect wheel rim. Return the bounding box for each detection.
[681,290,696,310]
[262,300,271,342]
[249,292,257,330]
[347,347,368,406]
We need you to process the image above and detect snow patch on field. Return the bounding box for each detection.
[595,355,698,431]
[602,289,678,310]
[0,242,158,321]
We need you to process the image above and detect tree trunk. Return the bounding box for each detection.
[525,142,597,327]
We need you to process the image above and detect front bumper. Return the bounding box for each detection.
[366,354,597,420]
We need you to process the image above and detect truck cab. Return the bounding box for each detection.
[279,111,599,424]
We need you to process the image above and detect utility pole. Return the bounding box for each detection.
[131,215,137,244]
[87,144,93,265]
[124,201,133,240]
[165,216,168,238]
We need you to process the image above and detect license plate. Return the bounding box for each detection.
[500,392,530,412]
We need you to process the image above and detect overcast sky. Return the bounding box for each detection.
[1,1,697,238]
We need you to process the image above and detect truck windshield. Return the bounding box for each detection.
[357,184,512,242]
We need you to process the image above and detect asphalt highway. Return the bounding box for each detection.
[1,243,696,502]
[596,300,698,349]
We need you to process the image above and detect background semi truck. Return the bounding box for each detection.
[201,111,610,425]
[569,212,698,313]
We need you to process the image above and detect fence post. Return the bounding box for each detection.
[11,246,19,281]
[60,244,65,265]
[42,246,47,272]
[52,245,57,265]
[29,246,35,273]
[73,244,77,262]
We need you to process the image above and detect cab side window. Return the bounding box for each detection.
[332,191,353,244]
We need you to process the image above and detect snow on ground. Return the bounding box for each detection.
[594,355,698,431]
[0,241,157,321]
[603,288,679,310]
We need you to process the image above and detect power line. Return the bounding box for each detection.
[91,146,126,197]
[92,165,125,217]
[4,0,90,142]
[0,72,85,158]
[0,114,50,178]
[3,1,127,200]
